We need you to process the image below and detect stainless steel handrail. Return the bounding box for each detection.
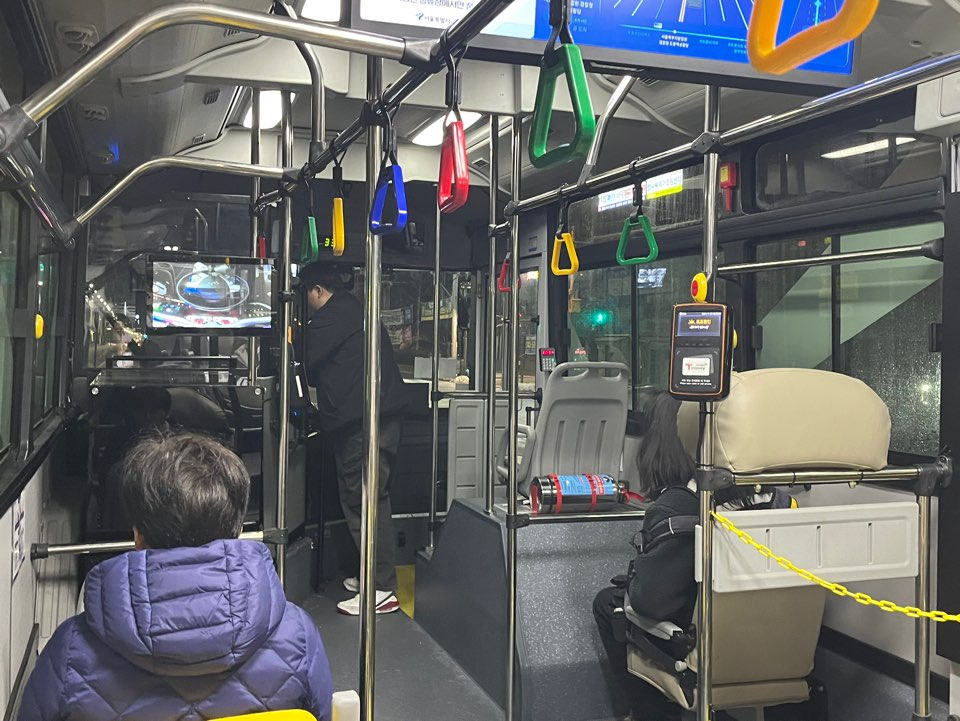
[7,4,407,136]
[508,47,960,217]
[74,156,285,227]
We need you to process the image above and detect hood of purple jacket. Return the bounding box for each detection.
[82,540,286,678]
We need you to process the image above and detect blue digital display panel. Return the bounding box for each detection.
[355,0,857,85]
[531,0,854,75]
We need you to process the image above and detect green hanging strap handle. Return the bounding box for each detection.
[616,185,659,266]
[300,171,320,264]
[528,0,596,169]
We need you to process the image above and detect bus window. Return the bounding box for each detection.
[0,194,18,453]
[755,237,834,371]
[755,222,942,456]
[566,266,631,369]
[517,269,539,391]
[840,224,942,456]
[353,268,476,386]
[33,255,59,424]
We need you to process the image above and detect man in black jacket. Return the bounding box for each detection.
[301,263,406,615]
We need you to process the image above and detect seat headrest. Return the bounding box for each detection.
[677,369,891,473]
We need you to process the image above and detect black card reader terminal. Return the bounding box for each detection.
[539,347,557,373]
[668,303,734,400]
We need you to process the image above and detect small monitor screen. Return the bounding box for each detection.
[637,267,668,289]
[148,258,274,333]
[677,311,723,337]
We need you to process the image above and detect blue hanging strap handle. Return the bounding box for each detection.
[616,183,659,266]
[369,110,408,236]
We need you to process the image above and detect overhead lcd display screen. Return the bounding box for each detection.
[147,257,275,335]
[353,0,858,89]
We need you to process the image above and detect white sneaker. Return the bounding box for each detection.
[343,577,360,593]
[337,590,400,616]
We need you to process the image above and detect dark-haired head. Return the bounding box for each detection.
[119,432,250,549]
[300,263,348,313]
[635,392,696,495]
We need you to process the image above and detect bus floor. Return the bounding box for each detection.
[306,571,949,721]
[303,571,502,721]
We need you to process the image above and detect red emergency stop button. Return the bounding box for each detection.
[691,273,708,303]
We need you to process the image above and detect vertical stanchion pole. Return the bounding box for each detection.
[429,202,442,550]
[359,56,383,721]
[696,85,721,721]
[916,493,932,720]
[505,114,522,721]
[248,89,261,384]
[276,89,295,584]
[485,113,500,515]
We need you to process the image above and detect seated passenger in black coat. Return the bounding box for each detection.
[593,392,794,721]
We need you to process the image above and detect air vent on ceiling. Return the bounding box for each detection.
[472,158,490,169]
[191,134,206,145]
[637,76,660,87]
[56,23,99,54]
[79,104,109,122]
[223,27,242,36]
[202,89,221,105]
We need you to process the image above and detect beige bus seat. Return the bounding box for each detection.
[626,368,901,713]
[495,362,629,493]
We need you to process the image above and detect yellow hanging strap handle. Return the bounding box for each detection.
[552,233,579,276]
[550,202,579,276]
[331,157,346,257]
[712,510,960,622]
[747,0,878,75]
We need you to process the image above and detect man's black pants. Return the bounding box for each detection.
[331,416,402,592]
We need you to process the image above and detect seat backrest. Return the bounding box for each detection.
[527,362,629,479]
[677,368,891,472]
[693,586,826,683]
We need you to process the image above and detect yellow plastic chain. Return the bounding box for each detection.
[711,510,960,623]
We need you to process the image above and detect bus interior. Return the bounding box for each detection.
[0,0,959,719]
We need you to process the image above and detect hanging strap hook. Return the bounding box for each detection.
[529,0,596,170]
[617,182,659,266]
[370,108,408,236]
[438,33,470,214]
[551,202,579,276]
[299,169,319,264]
[498,252,523,293]
[331,151,346,256]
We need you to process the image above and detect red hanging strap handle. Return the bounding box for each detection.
[438,41,470,213]
[498,253,522,293]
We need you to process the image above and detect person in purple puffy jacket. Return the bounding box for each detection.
[19,431,333,721]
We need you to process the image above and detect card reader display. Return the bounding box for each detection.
[539,347,557,373]
[669,304,733,400]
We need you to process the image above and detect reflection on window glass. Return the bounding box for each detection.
[753,222,942,456]
[635,255,702,393]
[517,270,540,391]
[353,268,475,386]
[0,194,18,450]
[566,266,631,369]
[839,224,942,456]
[33,255,59,423]
[755,128,941,211]
[568,166,709,249]
[756,237,833,370]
